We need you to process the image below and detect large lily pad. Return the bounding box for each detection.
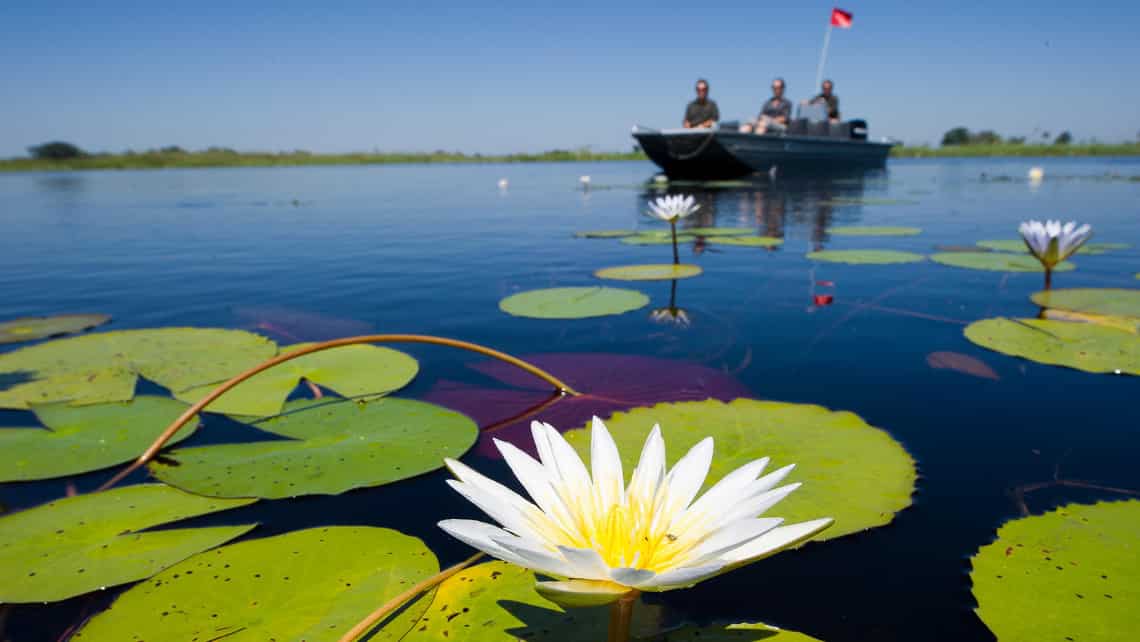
[829,226,921,237]
[706,236,784,247]
[970,501,1140,642]
[174,343,419,417]
[964,318,1139,375]
[806,250,925,265]
[574,230,636,239]
[619,233,697,246]
[0,314,110,345]
[500,287,649,319]
[0,484,256,603]
[562,398,916,541]
[931,252,1074,272]
[594,264,702,281]
[149,397,477,498]
[73,527,439,642]
[978,239,1130,255]
[0,396,196,482]
[685,227,755,236]
[1030,288,1140,319]
[0,328,278,409]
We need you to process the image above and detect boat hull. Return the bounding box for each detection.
[633,129,894,179]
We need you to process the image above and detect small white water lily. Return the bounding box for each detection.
[439,418,833,607]
[1027,167,1044,183]
[498,178,509,189]
[580,175,591,186]
[647,194,699,222]
[1018,219,1092,268]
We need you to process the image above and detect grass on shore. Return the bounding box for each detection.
[889,142,1140,158]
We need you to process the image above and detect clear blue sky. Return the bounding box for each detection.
[2,0,1137,157]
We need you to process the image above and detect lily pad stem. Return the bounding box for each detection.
[607,590,640,642]
[336,552,484,642]
[1044,266,1053,290]
[670,221,679,265]
[96,334,580,492]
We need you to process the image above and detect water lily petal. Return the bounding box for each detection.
[718,483,801,525]
[636,561,727,590]
[495,439,577,535]
[444,459,550,541]
[589,416,625,511]
[659,436,714,521]
[535,579,630,607]
[721,517,835,564]
[491,535,579,579]
[679,517,784,568]
[438,519,543,569]
[627,425,667,508]
[609,567,656,587]
[556,545,615,581]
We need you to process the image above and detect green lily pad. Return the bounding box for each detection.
[500,287,650,319]
[964,318,1139,375]
[0,328,278,409]
[149,398,477,498]
[685,227,755,236]
[174,343,419,417]
[0,314,110,345]
[563,399,916,541]
[0,396,196,482]
[932,252,1074,272]
[661,622,823,641]
[619,233,697,246]
[970,501,1140,642]
[594,264,702,281]
[73,527,439,642]
[829,226,921,237]
[821,197,917,206]
[806,250,925,265]
[706,236,785,247]
[1030,288,1140,319]
[978,240,1130,255]
[0,484,256,603]
[574,230,636,239]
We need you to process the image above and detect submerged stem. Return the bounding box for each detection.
[670,221,679,265]
[606,590,640,642]
[97,334,579,491]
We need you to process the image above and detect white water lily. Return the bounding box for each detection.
[647,194,699,222]
[439,418,833,607]
[1018,219,1092,268]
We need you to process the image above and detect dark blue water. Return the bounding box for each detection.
[1,158,1138,641]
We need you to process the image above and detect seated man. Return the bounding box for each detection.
[683,78,719,128]
[804,79,840,123]
[741,78,791,134]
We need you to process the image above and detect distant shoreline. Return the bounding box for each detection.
[2,143,1138,171]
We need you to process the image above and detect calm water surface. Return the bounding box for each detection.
[1,158,1138,641]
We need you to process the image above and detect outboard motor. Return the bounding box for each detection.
[849,119,868,140]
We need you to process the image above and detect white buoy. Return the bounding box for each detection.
[1028,167,1044,182]
[497,178,509,189]
[579,175,591,188]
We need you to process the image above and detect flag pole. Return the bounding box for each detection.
[814,22,833,91]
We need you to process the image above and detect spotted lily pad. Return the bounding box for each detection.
[964,318,1139,375]
[619,233,697,246]
[806,250,925,265]
[574,230,636,239]
[706,236,784,247]
[174,343,419,417]
[0,485,256,603]
[563,398,916,541]
[970,501,1140,642]
[0,314,110,345]
[594,264,702,281]
[500,287,649,319]
[0,328,278,409]
[931,252,1074,272]
[0,396,196,482]
[829,226,921,237]
[1030,288,1140,319]
[150,397,476,498]
[685,227,755,236]
[73,527,438,642]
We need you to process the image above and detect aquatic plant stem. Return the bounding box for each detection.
[97,334,580,491]
[670,221,679,264]
[607,590,640,642]
[336,552,484,642]
[1044,266,1053,290]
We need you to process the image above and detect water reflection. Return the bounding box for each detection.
[648,279,690,328]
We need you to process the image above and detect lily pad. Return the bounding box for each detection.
[574,230,636,239]
[964,318,1139,375]
[706,236,785,247]
[73,527,438,642]
[562,398,917,541]
[174,343,419,417]
[1041,309,1139,334]
[619,233,697,246]
[0,396,196,482]
[1030,288,1140,319]
[685,227,755,236]
[500,287,649,319]
[970,501,1140,642]
[0,314,110,345]
[829,226,921,237]
[150,397,477,498]
[931,252,1074,272]
[0,484,256,603]
[806,250,925,265]
[978,239,1130,255]
[0,328,278,409]
[661,622,823,641]
[594,264,702,281]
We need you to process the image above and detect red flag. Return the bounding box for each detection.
[830,7,853,28]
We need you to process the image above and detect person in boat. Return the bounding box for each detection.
[683,78,719,129]
[741,78,791,134]
[803,79,840,123]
